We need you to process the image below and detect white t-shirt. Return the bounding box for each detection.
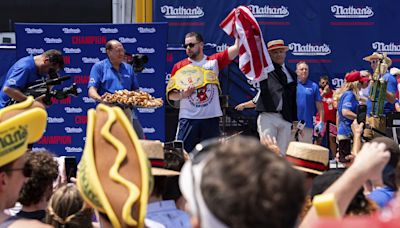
[170,50,231,119]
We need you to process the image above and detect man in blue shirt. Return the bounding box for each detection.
[363,52,397,116]
[0,49,64,108]
[295,61,324,143]
[88,40,144,138]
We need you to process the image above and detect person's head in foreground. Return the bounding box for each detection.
[45,184,93,228]
[0,97,48,226]
[180,136,305,228]
[17,150,59,220]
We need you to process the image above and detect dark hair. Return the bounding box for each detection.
[152,176,167,197]
[320,75,329,81]
[311,169,378,216]
[18,150,59,206]
[185,32,203,43]
[201,136,305,228]
[371,137,400,190]
[44,49,64,68]
[45,184,93,228]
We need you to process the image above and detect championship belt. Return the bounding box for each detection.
[166,65,220,108]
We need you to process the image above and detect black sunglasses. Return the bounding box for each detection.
[183,42,200,49]
[3,162,32,178]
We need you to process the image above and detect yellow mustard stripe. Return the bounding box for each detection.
[99,105,141,227]
[113,107,150,228]
[78,107,122,228]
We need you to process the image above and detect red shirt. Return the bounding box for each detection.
[316,88,336,123]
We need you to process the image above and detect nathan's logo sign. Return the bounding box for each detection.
[143,127,156,134]
[65,147,83,153]
[137,47,155,54]
[332,78,344,88]
[331,5,374,18]
[139,87,155,94]
[138,27,156,33]
[44,37,62,44]
[64,67,82,74]
[288,43,331,56]
[0,125,28,155]
[100,27,118,33]
[160,5,204,19]
[62,28,81,34]
[248,5,289,18]
[48,117,65,124]
[208,43,229,53]
[142,68,155,74]
[63,47,81,54]
[372,42,400,55]
[25,28,43,34]
[26,48,44,55]
[119,37,137,43]
[82,57,100,64]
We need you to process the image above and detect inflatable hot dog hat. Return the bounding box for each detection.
[0,96,47,167]
[77,104,152,228]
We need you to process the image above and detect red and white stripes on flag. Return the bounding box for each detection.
[220,6,274,83]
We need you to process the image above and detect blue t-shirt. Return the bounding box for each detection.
[0,56,44,108]
[368,186,396,208]
[88,58,139,95]
[367,72,397,115]
[338,90,358,137]
[297,79,322,128]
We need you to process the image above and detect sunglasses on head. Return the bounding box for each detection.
[190,138,224,165]
[183,42,200,49]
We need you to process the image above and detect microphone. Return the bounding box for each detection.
[295,120,305,142]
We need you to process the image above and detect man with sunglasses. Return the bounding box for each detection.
[167,32,239,152]
[0,49,64,108]
[88,39,144,138]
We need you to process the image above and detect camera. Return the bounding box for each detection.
[163,140,185,171]
[125,53,149,73]
[19,76,80,106]
[42,83,80,106]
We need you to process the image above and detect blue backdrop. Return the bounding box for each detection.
[14,23,167,158]
[154,0,400,107]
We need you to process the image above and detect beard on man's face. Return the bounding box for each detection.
[187,49,199,59]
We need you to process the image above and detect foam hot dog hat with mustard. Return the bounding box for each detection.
[0,96,47,167]
[77,104,152,228]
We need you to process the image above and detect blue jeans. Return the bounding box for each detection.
[176,117,221,153]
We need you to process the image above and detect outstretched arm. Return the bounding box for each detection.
[227,37,240,60]
[300,142,390,227]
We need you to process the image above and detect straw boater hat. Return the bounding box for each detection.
[77,104,151,228]
[267,39,289,52]
[139,140,180,176]
[363,52,392,67]
[285,142,329,175]
[390,67,400,76]
[0,96,47,167]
